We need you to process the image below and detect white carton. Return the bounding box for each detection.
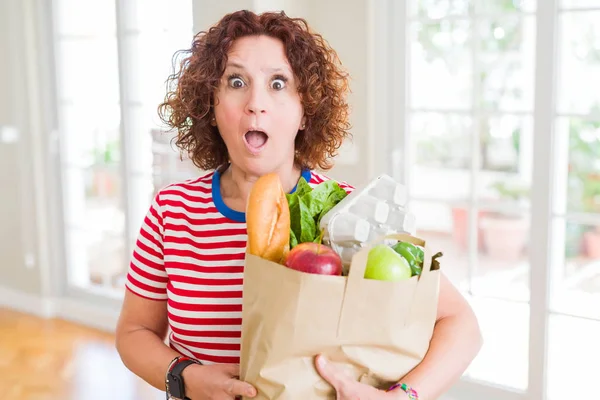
[319,174,416,270]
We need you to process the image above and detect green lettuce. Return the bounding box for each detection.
[286,178,348,249]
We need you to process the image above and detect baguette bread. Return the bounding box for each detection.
[246,173,290,263]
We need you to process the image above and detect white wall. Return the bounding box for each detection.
[0,0,60,314]
[0,0,42,296]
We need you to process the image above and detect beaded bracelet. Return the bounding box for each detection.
[386,382,419,399]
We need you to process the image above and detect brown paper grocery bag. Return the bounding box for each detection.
[240,234,440,399]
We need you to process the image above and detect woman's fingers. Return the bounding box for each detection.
[222,363,241,377]
[224,378,257,398]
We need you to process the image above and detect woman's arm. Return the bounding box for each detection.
[397,273,483,399]
[116,283,258,399]
[316,273,482,400]
[115,289,180,391]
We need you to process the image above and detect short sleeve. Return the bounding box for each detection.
[125,193,169,300]
[338,180,355,194]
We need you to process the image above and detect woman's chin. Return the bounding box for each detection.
[232,156,290,177]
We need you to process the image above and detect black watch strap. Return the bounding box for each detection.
[166,358,201,400]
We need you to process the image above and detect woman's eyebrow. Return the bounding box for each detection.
[225,62,292,75]
[226,62,246,70]
[263,66,292,75]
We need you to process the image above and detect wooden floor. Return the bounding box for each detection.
[0,308,164,400]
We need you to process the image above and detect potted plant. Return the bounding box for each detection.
[479,180,530,261]
[581,172,600,259]
[90,134,120,198]
[567,115,600,259]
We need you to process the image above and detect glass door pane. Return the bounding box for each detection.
[547,7,600,400]
[464,297,530,391]
[53,0,194,292]
[54,0,124,291]
[556,11,600,115]
[409,19,473,111]
[474,115,533,303]
[116,0,196,288]
[407,0,536,392]
[547,314,600,399]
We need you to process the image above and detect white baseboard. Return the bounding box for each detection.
[0,285,55,318]
[0,285,119,333]
[54,297,119,333]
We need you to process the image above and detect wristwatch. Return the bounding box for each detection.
[165,356,201,400]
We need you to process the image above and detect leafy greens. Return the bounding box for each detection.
[286,177,348,249]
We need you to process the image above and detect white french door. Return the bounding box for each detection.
[386,1,600,399]
[51,0,196,298]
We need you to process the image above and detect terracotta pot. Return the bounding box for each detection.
[480,214,529,261]
[583,228,600,259]
[451,208,485,251]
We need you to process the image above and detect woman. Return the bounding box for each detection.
[115,9,482,400]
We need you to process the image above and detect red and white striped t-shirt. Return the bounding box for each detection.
[125,167,353,364]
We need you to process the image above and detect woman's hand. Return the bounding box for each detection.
[315,355,408,400]
[181,363,257,399]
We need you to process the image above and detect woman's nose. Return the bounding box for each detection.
[245,86,268,114]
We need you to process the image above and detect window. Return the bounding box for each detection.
[406,1,536,389]
[547,2,600,399]
[52,0,195,293]
[399,1,600,398]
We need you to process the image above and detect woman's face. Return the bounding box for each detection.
[213,35,305,176]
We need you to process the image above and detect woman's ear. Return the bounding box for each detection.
[299,116,306,130]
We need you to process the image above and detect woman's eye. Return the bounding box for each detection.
[229,77,245,88]
[271,79,286,90]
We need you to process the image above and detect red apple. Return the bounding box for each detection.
[284,242,343,276]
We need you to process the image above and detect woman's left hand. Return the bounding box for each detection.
[314,355,408,400]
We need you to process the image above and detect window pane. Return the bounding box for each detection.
[479,114,533,174]
[120,0,195,197]
[59,103,121,168]
[55,37,120,104]
[410,20,472,110]
[63,166,125,289]
[409,0,472,19]
[478,17,536,112]
[551,220,600,320]
[558,117,600,214]
[557,11,600,115]
[63,163,126,290]
[63,167,125,235]
[150,129,199,194]
[465,297,529,391]
[128,175,155,242]
[124,105,154,175]
[475,210,530,301]
[66,228,126,289]
[411,112,473,170]
[412,201,470,291]
[123,0,194,32]
[55,0,116,36]
[122,30,191,107]
[560,0,600,9]
[476,0,537,13]
[410,113,473,201]
[548,315,600,400]
[478,115,532,210]
[88,232,127,288]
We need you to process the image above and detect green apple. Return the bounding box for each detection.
[364,244,412,281]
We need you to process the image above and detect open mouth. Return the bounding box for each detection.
[244,130,269,154]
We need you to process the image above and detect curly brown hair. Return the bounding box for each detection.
[158,9,351,171]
